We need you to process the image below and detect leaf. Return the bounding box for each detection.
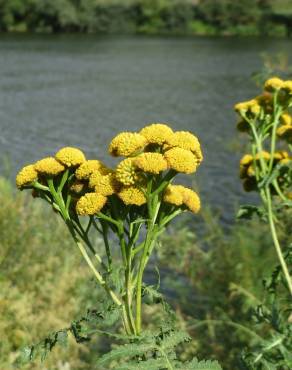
[116,358,168,370]
[15,302,122,366]
[160,329,191,351]
[236,205,267,221]
[182,357,222,370]
[96,342,155,366]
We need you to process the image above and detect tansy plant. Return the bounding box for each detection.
[15,124,221,369]
[235,78,292,367]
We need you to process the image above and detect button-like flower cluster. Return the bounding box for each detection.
[16,123,202,216]
[234,77,292,197]
[15,123,203,335]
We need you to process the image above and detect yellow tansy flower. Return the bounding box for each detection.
[69,180,86,195]
[134,153,168,174]
[247,165,255,177]
[254,151,270,161]
[55,147,86,167]
[76,193,107,215]
[234,102,249,113]
[240,154,253,167]
[277,125,292,143]
[273,151,289,161]
[118,186,146,206]
[280,113,292,126]
[94,173,120,196]
[164,148,198,174]
[75,160,107,180]
[16,164,38,188]
[264,77,284,92]
[182,188,201,213]
[140,123,173,145]
[115,158,141,186]
[166,131,201,152]
[34,157,65,176]
[109,132,147,157]
[279,157,291,165]
[283,80,292,94]
[234,99,261,116]
[163,185,184,206]
[163,185,200,213]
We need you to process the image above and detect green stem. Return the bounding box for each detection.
[100,221,112,272]
[268,93,282,173]
[135,233,154,334]
[73,232,122,306]
[265,188,292,296]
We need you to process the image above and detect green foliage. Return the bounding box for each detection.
[16,302,122,366]
[96,325,221,369]
[0,0,290,35]
[156,208,289,368]
[0,177,97,369]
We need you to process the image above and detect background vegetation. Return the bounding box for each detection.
[0,0,292,36]
[2,174,290,369]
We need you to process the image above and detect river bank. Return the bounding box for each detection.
[1,0,291,37]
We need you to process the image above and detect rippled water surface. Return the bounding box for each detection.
[1,34,292,221]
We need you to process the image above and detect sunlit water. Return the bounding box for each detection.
[1,34,292,223]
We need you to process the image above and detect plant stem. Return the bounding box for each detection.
[265,189,292,296]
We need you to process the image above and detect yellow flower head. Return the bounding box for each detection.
[239,155,253,179]
[273,151,289,161]
[264,77,284,92]
[239,154,253,166]
[283,80,292,95]
[279,157,291,165]
[16,164,38,189]
[166,131,201,152]
[140,123,173,145]
[109,132,147,157]
[234,102,249,113]
[277,124,292,143]
[34,157,65,176]
[94,173,120,196]
[234,99,261,116]
[76,193,107,215]
[55,147,86,167]
[182,187,201,213]
[134,153,168,174]
[115,158,142,186]
[75,160,107,180]
[69,180,86,195]
[256,93,273,113]
[118,186,146,206]
[163,185,200,213]
[280,113,292,126]
[163,185,185,206]
[164,148,198,174]
[254,151,270,161]
[247,165,255,177]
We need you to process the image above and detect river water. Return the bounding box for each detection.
[1,34,291,222]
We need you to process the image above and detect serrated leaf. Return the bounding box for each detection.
[96,342,155,366]
[183,357,222,370]
[116,358,168,370]
[160,330,191,351]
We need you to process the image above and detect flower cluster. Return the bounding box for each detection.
[239,151,290,192]
[234,77,292,197]
[16,124,204,337]
[16,123,202,216]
